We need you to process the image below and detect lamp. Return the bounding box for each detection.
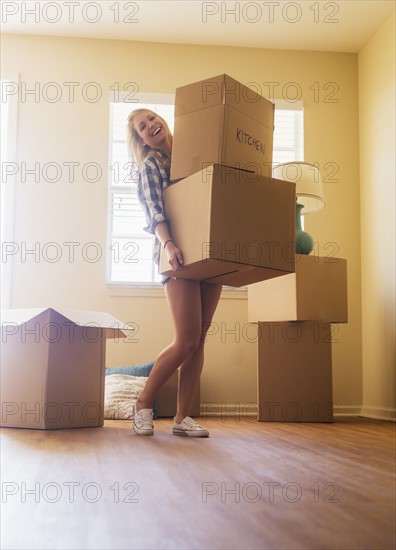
[273,162,325,255]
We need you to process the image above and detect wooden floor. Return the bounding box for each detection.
[1,417,395,550]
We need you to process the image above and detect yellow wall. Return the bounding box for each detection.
[2,33,362,413]
[358,12,396,420]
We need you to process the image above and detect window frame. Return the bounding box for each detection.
[106,92,175,292]
[1,73,19,309]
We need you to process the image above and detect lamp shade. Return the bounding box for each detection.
[273,162,325,215]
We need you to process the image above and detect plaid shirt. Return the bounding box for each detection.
[137,155,171,266]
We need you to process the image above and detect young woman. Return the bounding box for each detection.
[127,108,222,437]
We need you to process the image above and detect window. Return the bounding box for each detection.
[107,94,303,286]
[107,93,174,286]
[273,99,304,165]
[1,74,19,308]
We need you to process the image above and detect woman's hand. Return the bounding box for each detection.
[165,241,184,271]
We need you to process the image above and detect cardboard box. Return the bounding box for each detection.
[160,164,296,286]
[1,308,130,429]
[248,255,348,322]
[171,74,275,181]
[257,322,334,422]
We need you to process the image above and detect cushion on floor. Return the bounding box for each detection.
[104,374,148,420]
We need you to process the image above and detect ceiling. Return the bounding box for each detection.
[2,0,395,53]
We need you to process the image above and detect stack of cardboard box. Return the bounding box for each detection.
[160,74,297,287]
[248,255,348,422]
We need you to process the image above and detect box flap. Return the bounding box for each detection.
[174,74,274,128]
[1,308,48,326]
[1,308,132,337]
[174,74,226,116]
[222,74,274,128]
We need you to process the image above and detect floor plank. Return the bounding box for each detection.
[1,417,395,550]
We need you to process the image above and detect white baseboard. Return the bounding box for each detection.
[359,406,396,422]
[200,403,395,422]
[333,405,361,417]
[200,403,357,419]
[200,403,258,419]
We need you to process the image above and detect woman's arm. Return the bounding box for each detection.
[137,157,184,271]
[155,221,184,271]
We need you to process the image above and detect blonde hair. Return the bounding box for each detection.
[127,108,173,171]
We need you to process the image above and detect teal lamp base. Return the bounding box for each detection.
[296,203,314,255]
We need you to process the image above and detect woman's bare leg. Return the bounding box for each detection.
[136,278,202,411]
[175,283,222,423]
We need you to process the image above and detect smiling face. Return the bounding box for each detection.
[133,110,169,152]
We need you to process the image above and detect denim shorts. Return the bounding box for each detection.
[160,275,171,286]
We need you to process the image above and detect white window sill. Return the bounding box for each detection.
[106,283,247,300]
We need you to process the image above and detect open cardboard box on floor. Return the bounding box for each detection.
[248,255,348,322]
[171,74,275,181]
[160,164,296,287]
[0,308,132,429]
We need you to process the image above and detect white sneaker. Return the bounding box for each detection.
[132,403,154,435]
[172,416,209,438]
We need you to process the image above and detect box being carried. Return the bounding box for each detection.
[170,74,275,181]
[1,308,131,429]
[160,164,296,287]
